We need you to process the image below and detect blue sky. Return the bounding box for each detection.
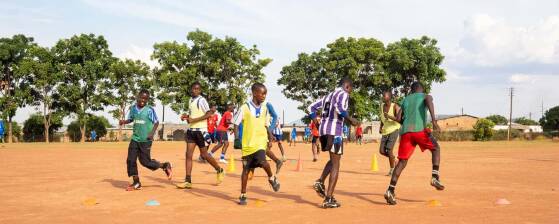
[2,0,559,125]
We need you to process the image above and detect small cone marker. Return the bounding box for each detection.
[370,153,379,172]
[427,199,442,207]
[295,152,303,172]
[227,154,236,173]
[495,198,511,205]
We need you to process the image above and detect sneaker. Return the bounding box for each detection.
[430,177,445,190]
[313,180,326,198]
[313,158,317,162]
[198,156,206,163]
[275,160,284,174]
[219,158,228,164]
[216,168,225,185]
[322,196,341,208]
[239,194,248,205]
[163,162,173,180]
[384,189,397,205]
[176,181,192,189]
[268,176,281,192]
[126,182,142,191]
[281,156,287,162]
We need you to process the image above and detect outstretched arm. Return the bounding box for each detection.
[308,97,324,126]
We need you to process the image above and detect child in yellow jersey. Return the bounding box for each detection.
[233,83,280,205]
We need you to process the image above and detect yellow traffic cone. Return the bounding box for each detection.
[370,153,379,172]
[227,154,236,173]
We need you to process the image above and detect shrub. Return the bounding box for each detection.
[473,118,495,141]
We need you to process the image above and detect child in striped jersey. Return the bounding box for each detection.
[308,77,360,208]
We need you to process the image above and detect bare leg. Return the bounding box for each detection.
[326,152,341,197]
[185,143,196,178]
[200,147,221,170]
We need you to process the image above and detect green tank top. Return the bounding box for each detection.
[131,106,155,142]
[400,93,427,134]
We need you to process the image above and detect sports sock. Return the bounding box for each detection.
[132,175,140,183]
[432,165,440,179]
[221,153,225,160]
[185,175,192,183]
[388,184,396,193]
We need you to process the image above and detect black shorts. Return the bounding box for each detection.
[185,130,211,149]
[312,136,319,143]
[320,135,343,155]
[380,130,399,155]
[209,132,217,143]
[216,131,229,143]
[242,150,267,169]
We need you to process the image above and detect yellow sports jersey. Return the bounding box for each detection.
[380,102,401,135]
[239,102,269,156]
[189,96,208,129]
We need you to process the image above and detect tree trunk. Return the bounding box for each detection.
[43,99,50,143]
[7,117,12,143]
[80,123,86,143]
[119,104,125,142]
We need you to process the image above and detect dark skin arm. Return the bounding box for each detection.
[384,104,401,122]
[425,94,440,131]
[379,121,384,134]
[147,121,159,141]
[186,110,213,123]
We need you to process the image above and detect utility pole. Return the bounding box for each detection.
[508,87,514,141]
[461,107,464,115]
[529,112,532,120]
[282,110,285,126]
[161,104,165,141]
[541,100,544,118]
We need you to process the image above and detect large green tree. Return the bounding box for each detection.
[17,45,64,143]
[486,114,508,125]
[278,36,445,120]
[540,106,559,132]
[0,34,35,143]
[105,58,152,141]
[152,29,271,114]
[513,117,539,126]
[53,34,114,143]
[22,113,63,142]
[67,115,110,142]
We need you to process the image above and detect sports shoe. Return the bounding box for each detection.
[198,156,206,163]
[313,158,317,162]
[384,189,397,205]
[268,176,281,192]
[239,194,248,205]
[275,160,283,174]
[126,182,142,191]
[313,180,326,198]
[176,181,192,189]
[219,158,228,164]
[430,177,445,190]
[163,162,173,180]
[322,196,341,208]
[216,168,225,185]
[281,156,287,162]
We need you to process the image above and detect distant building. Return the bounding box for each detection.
[430,114,479,131]
[493,123,543,133]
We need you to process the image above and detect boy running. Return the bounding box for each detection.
[119,89,172,191]
[379,90,401,176]
[309,77,359,208]
[210,104,235,164]
[176,82,225,189]
[233,83,281,205]
[199,105,220,163]
[304,126,311,143]
[384,82,445,205]
[355,124,363,145]
[289,125,297,146]
[310,118,321,162]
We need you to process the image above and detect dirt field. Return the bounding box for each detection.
[0,140,557,224]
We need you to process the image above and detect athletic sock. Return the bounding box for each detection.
[221,153,225,160]
[216,167,223,173]
[432,165,440,179]
[269,176,275,181]
[388,184,396,193]
[208,152,213,157]
[185,175,192,183]
[132,175,140,183]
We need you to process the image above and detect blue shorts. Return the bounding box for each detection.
[274,134,283,141]
[216,131,229,143]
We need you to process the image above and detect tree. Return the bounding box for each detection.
[0,34,35,143]
[22,113,63,142]
[540,106,559,132]
[152,29,271,114]
[513,117,539,126]
[278,36,445,120]
[486,114,508,125]
[67,115,110,142]
[105,58,152,141]
[17,45,64,143]
[53,34,114,143]
[473,118,495,141]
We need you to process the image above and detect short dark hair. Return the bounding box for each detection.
[139,89,150,96]
[191,81,201,89]
[338,77,353,87]
[251,82,266,92]
[411,82,422,92]
[383,89,393,96]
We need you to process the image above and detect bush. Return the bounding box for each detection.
[432,130,474,141]
[491,129,523,141]
[22,114,63,142]
[67,115,111,142]
[473,118,495,141]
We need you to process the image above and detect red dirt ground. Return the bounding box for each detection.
[0,141,557,223]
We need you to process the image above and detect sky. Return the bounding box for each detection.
[1,0,559,125]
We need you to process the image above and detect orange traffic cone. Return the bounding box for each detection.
[295,152,303,172]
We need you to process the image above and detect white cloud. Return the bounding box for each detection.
[119,44,158,68]
[452,14,559,67]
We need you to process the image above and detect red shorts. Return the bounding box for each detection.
[398,129,438,160]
